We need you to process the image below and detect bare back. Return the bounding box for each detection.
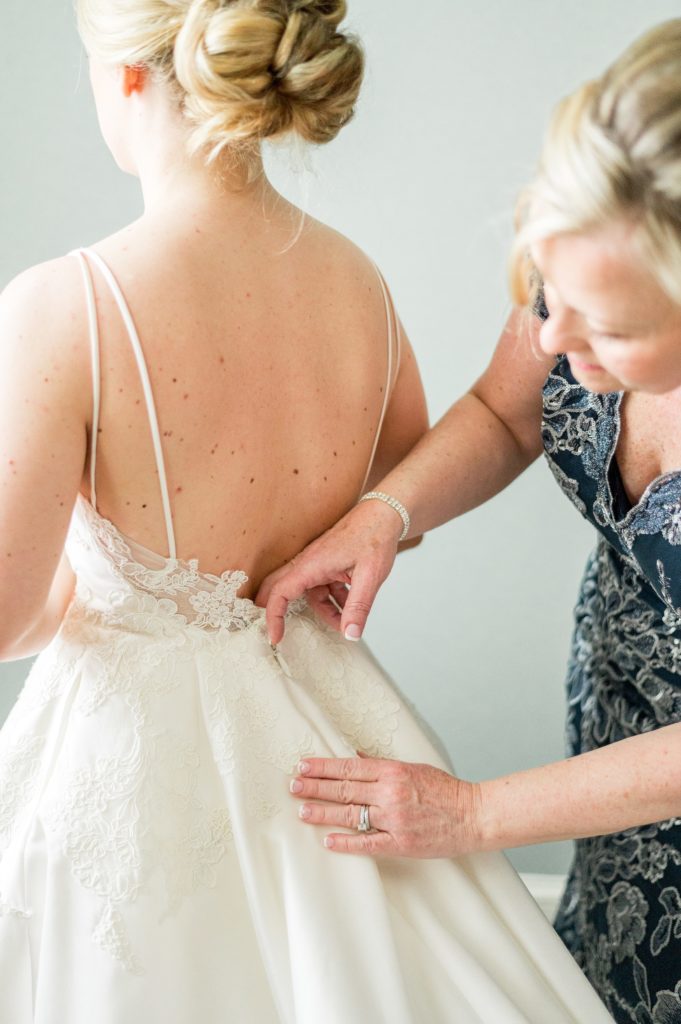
[77,209,404,597]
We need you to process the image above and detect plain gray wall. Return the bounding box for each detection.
[2,1,679,876]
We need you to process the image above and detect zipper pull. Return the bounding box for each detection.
[270,642,293,679]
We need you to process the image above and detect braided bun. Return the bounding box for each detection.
[76,0,364,162]
[174,0,363,158]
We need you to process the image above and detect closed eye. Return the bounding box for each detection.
[589,329,629,342]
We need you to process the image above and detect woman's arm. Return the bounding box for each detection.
[299,299,431,627]
[0,257,90,659]
[0,552,76,662]
[258,307,554,643]
[287,722,681,858]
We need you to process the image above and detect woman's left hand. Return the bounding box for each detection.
[289,754,483,859]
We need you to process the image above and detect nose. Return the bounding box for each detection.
[539,310,590,356]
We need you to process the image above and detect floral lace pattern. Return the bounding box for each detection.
[0,496,405,976]
[36,611,325,973]
[70,495,265,633]
[0,733,46,857]
[290,616,400,757]
[43,723,238,974]
[543,355,681,1021]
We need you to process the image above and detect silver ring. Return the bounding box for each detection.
[357,804,371,832]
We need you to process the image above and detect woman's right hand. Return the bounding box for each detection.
[256,498,405,645]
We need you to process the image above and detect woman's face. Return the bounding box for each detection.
[531,221,681,395]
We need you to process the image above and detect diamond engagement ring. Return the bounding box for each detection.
[357,805,371,832]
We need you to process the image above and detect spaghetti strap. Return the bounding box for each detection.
[75,250,101,512]
[73,247,178,560]
[357,264,399,497]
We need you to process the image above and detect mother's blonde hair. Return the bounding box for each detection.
[76,0,364,163]
[511,18,681,308]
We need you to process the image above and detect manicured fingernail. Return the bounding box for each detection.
[299,805,311,820]
[344,624,361,641]
[290,779,303,793]
[297,761,311,774]
[324,836,335,849]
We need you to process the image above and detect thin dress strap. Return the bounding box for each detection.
[75,250,101,512]
[357,264,400,497]
[74,247,178,560]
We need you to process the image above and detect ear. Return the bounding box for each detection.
[122,65,147,98]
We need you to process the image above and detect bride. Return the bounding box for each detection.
[0,1,611,1021]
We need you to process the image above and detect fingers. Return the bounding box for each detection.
[260,561,354,645]
[306,586,342,630]
[297,800,394,857]
[263,570,309,645]
[299,801,381,831]
[290,775,376,805]
[338,565,384,641]
[254,562,289,609]
[296,756,381,782]
[264,592,290,646]
[323,831,395,856]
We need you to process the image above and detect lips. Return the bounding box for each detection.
[568,355,603,373]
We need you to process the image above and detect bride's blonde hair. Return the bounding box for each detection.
[76,0,364,163]
[511,18,681,309]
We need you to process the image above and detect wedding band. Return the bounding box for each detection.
[357,804,371,832]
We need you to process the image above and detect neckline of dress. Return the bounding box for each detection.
[608,389,681,527]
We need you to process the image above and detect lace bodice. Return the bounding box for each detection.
[66,493,277,634]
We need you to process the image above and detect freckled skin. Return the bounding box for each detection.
[1,102,425,611]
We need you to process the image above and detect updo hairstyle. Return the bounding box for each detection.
[511,19,681,308]
[76,0,364,162]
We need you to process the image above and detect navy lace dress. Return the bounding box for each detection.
[540,335,681,1022]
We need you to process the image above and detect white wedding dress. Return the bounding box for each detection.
[0,248,612,1023]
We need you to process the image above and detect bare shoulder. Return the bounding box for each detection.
[1,252,88,334]
[0,252,91,412]
[300,216,387,313]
